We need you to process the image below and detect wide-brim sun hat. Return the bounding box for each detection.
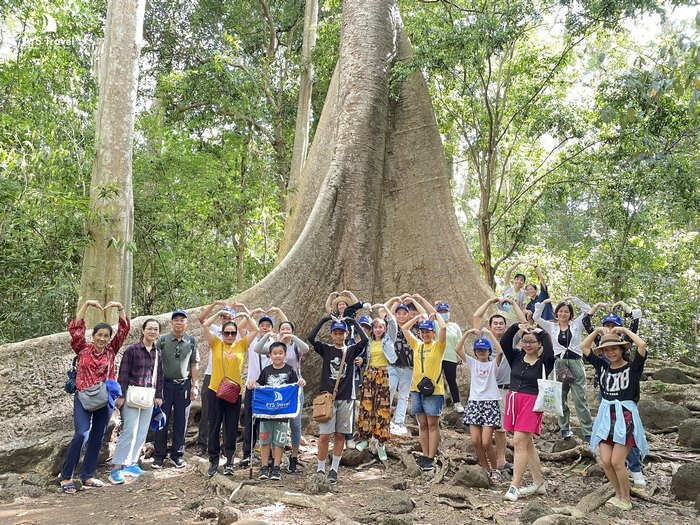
[332,295,353,311]
[596,333,631,351]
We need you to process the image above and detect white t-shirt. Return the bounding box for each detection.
[246,335,271,383]
[466,356,500,401]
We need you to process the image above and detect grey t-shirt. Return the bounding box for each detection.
[159,333,199,380]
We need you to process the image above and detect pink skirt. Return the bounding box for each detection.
[503,391,543,435]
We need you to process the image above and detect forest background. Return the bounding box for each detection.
[1,0,698,358]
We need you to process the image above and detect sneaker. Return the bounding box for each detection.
[287,456,298,473]
[377,444,388,462]
[630,471,647,488]
[316,468,325,475]
[270,466,281,480]
[109,468,125,485]
[207,462,218,477]
[223,463,234,476]
[345,439,356,449]
[489,469,503,484]
[503,485,519,502]
[519,480,547,496]
[239,457,251,468]
[355,440,368,452]
[151,460,164,470]
[420,457,435,472]
[454,402,465,414]
[393,424,409,436]
[122,464,145,477]
[258,466,270,480]
[327,469,338,485]
[561,429,573,439]
[170,457,187,469]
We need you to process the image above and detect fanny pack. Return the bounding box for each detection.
[417,344,442,396]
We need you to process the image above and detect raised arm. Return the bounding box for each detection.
[472,297,500,329]
[76,299,103,321]
[342,290,359,304]
[412,293,436,315]
[614,326,647,358]
[403,296,426,315]
[324,292,336,314]
[253,332,272,355]
[197,299,228,325]
[533,299,556,332]
[534,264,547,287]
[503,262,519,290]
[501,297,527,324]
[433,310,447,344]
[308,315,332,345]
[201,310,221,346]
[291,335,310,356]
[500,324,521,363]
[237,313,259,346]
[484,327,504,365]
[581,326,606,357]
[267,307,288,323]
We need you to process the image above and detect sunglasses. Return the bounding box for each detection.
[223,330,237,336]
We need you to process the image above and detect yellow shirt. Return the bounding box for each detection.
[209,338,248,392]
[369,340,389,368]
[407,332,447,395]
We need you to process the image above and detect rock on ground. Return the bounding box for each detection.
[449,464,490,488]
[638,399,691,430]
[653,368,695,384]
[217,506,241,525]
[367,492,415,515]
[340,448,374,466]
[671,462,700,501]
[520,500,554,524]
[677,418,700,448]
[552,439,579,453]
[303,471,331,494]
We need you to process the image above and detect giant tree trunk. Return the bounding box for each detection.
[0,0,492,474]
[78,0,146,327]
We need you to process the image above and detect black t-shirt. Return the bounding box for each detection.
[394,327,415,368]
[256,363,298,388]
[585,352,645,403]
[312,342,364,400]
[501,324,555,395]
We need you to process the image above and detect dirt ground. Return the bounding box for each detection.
[1,413,698,525]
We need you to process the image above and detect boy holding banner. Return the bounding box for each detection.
[248,342,305,480]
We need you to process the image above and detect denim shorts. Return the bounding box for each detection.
[410,392,444,417]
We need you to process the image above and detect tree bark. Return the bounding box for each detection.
[78,0,145,326]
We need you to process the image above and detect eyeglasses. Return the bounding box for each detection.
[522,340,538,345]
[223,330,237,336]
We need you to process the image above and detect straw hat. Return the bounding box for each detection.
[332,295,353,311]
[596,333,631,351]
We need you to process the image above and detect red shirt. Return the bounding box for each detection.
[68,317,131,391]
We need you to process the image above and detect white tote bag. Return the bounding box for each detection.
[126,349,158,409]
[533,363,563,416]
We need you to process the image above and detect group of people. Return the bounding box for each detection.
[59,262,648,512]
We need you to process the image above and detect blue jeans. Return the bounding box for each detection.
[154,379,191,461]
[411,392,444,417]
[61,394,112,481]
[389,365,413,425]
[289,389,304,448]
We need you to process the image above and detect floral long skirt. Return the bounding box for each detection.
[357,366,391,444]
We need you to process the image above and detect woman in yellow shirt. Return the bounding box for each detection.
[355,308,398,461]
[202,309,258,477]
[402,312,447,472]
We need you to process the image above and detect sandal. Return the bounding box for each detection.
[82,478,105,488]
[610,498,632,511]
[61,481,78,494]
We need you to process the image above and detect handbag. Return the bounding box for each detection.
[555,359,576,385]
[313,347,348,422]
[216,346,241,403]
[77,355,112,411]
[417,344,443,396]
[533,363,563,416]
[64,356,78,394]
[126,347,159,409]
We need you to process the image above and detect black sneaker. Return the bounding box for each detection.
[151,459,164,470]
[327,469,338,485]
[207,462,218,477]
[416,455,427,469]
[287,456,298,473]
[239,457,251,468]
[258,466,270,480]
[223,463,234,476]
[170,457,187,469]
[270,466,281,480]
[420,457,435,472]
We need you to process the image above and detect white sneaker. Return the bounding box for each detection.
[345,439,356,449]
[454,402,465,414]
[503,485,519,502]
[393,424,409,436]
[519,481,547,496]
[630,471,646,488]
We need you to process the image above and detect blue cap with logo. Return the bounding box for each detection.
[473,338,492,351]
[330,320,348,332]
[417,320,435,331]
[258,315,274,327]
[150,406,167,432]
[602,313,623,327]
[395,303,409,312]
[436,302,450,312]
[171,309,188,319]
[358,315,372,327]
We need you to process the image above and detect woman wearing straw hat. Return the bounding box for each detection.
[581,326,648,512]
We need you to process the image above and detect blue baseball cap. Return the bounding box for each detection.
[436,302,450,312]
[258,315,274,327]
[602,313,623,327]
[473,338,492,351]
[358,315,372,327]
[171,309,188,319]
[417,320,435,331]
[220,306,236,317]
[150,406,167,432]
[395,303,409,312]
[330,321,348,332]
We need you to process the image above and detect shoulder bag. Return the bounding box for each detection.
[216,344,241,403]
[533,362,563,416]
[417,344,443,396]
[126,347,159,409]
[312,347,347,422]
[64,356,78,394]
[77,355,111,412]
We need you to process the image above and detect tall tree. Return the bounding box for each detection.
[79,0,146,326]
